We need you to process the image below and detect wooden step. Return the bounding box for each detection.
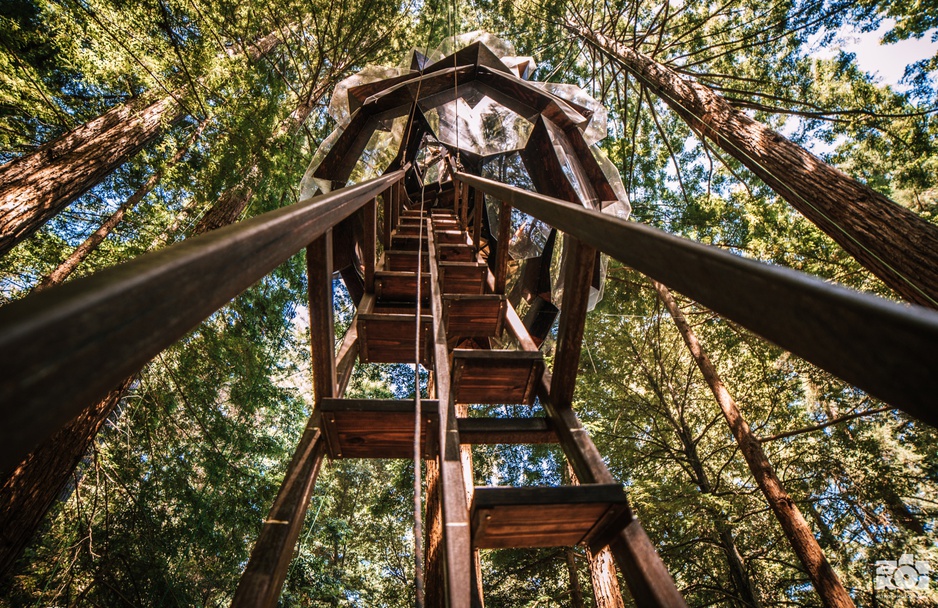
[394,223,428,237]
[384,250,429,273]
[358,307,432,363]
[437,243,476,263]
[391,233,429,251]
[470,484,631,549]
[320,399,438,459]
[374,270,430,302]
[451,349,542,405]
[430,209,457,218]
[434,229,471,245]
[439,262,487,295]
[443,295,506,338]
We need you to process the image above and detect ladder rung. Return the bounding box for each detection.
[470,484,631,549]
[358,310,431,364]
[451,349,543,405]
[443,294,506,338]
[320,399,439,459]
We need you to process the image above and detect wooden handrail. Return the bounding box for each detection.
[454,172,938,426]
[0,170,405,472]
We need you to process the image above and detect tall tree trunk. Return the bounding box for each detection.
[0,29,282,258]
[564,548,587,608]
[576,26,938,309]
[652,280,855,608]
[0,32,287,578]
[425,458,446,608]
[0,377,134,578]
[676,420,762,608]
[566,464,626,608]
[193,78,332,235]
[587,546,625,608]
[33,120,207,292]
[0,96,185,257]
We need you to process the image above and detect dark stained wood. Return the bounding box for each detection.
[358,310,432,364]
[384,250,430,272]
[451,349,543,405]
[434,229,471,245]
[494,201,511,294]
[382,187,393,248]
[363,199,376,292]
[551,236,597,408]
[335,317,359,398]
[472,189,483,250]
[455,171,938,422]
[0,170,403,471]
[457,417,558,444]
[375,270,431,302]
[232,424,327,608]
[319,399,438,459]
[443,294,506,338]
[391,232,429,251]
[307,232,336,405]
[439,262,487,295]
[437,243,476,263]
[470,484,630,549]
[426,220,474,607]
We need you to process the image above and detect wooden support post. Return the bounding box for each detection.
[551,236,596,408]
[538,373,687,608]
[232,230,340,608]
[472,189,483,251]
[392,181,401,229]
[427,225,474,608]
[363,199,376,292]
[383,188,393,249]
[460,184,470,232]
[231,423,327,608]
[494,201,511,294]
[308,231,337,404]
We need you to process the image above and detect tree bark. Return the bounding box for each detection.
[587,546,625,608]
[652,280,855,608]
[193,79,331,235]
[425,457,446,608]
[0,96,185,257]
[0,377,134,579]
[577,27,938,309]
[33,120,207,292]
[0,29,283,258]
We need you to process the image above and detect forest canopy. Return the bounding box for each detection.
[1,0,937,606]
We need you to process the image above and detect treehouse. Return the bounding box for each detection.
[1,32,937,608]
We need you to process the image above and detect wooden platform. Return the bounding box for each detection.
[358,308,432,363]
[320,399,439,459]
[470,484,631,549]
[451,349,542,405]
[375,270,430,302]
[444,295,506,337]
[439,262,487,295]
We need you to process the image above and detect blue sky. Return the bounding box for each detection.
[814,19,938,89]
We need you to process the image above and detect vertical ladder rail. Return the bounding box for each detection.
[426,222,474,607]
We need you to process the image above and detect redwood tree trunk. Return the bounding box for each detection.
[587,546,625,608]
[0,96,185,257]
[33,120,207,292]
[578,27,938,309]
[652,280,855,608]
[0,29,283,258]
[0,377,134,578]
